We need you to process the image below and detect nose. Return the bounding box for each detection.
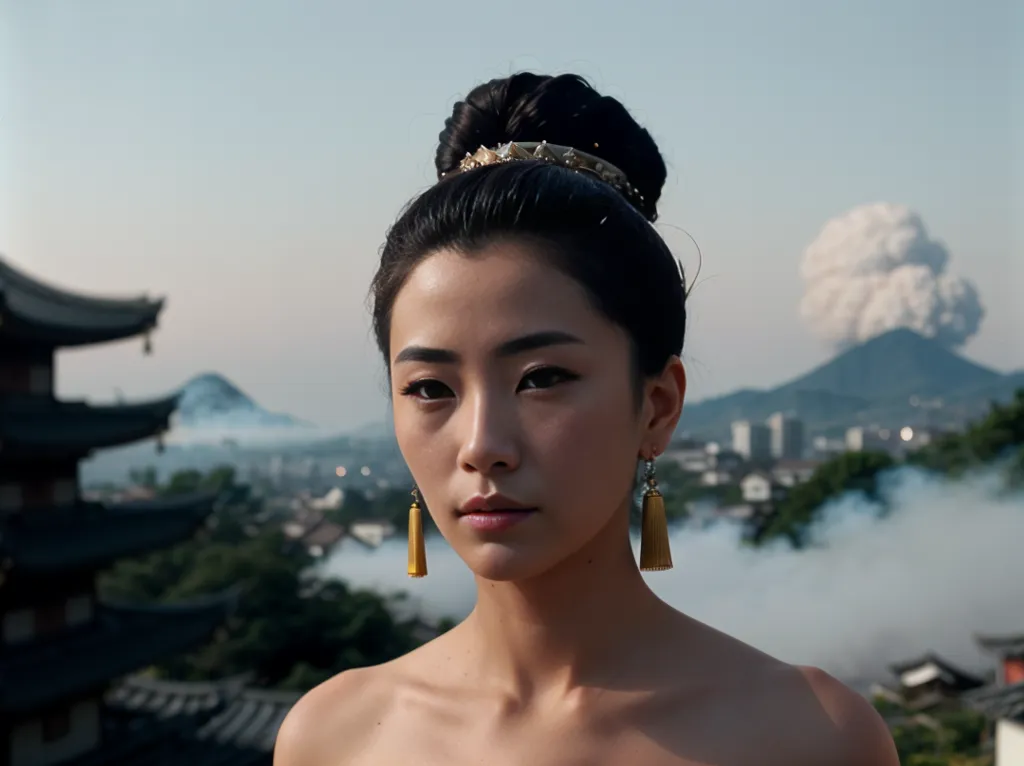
[456,390,520,475]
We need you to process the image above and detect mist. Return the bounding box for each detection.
[322,465,1024,685]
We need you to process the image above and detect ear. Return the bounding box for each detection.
[641,356,686,454]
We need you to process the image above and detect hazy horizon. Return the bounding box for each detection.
[3,0,1020,431]
[324,463,1024,684]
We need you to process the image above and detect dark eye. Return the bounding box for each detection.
[400,379,453,401]
[517,366,579,392]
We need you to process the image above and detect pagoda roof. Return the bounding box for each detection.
[0,256,164,348]
[0,394,178,457]
[962,681,1024,722]
[0,492,217,574]
[975,632,1024,657]
[59,675,297,766]
[110,675,300,753]
[63,704,273,766]
[0,592,237,715]
[889,652,985,689]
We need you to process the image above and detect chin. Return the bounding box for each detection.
[457,542,563,583]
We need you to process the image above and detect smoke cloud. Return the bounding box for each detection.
[323,466,1024,686]
[799,203,984,350]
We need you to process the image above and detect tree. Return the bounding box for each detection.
[756,450,896,547]
[100,467,427,690]
[910,389,1024,476]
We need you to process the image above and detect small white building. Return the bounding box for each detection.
[771,459,821,487]
[996,719,1024,765]
[663,444,711,473]
[700,469,733,487]
[349,520,396,548]
[740,472,788,504]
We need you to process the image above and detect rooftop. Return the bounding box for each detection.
[0,255,164,348]
[0,592,236,714]
[1,491,217,574]
[963,681,1024,722]
[975,633,1024,657]
[0,395,178,457]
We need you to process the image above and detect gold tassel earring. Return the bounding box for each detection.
[639,457,673,571]
[407,488,428,578]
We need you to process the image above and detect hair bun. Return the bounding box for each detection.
[436,73,667,222]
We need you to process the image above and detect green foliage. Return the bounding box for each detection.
[101,467,425,690]
[888,704,991,766]
[749,389,1024,549]
[756,450,896,547]
[909,389,1024,477]
[158,464,239,497]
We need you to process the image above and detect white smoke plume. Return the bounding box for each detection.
[323,466,1024,686]
[799,203,984,350]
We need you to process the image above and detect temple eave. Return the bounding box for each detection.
[962,680,1024,721]
[0,593,238,715]
[0,395,179,456]
[0,256,164,349]
[0,313,161,348]
[2,492,218,573]
[975,633,1024,655]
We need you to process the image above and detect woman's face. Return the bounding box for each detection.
[389,241,683,581]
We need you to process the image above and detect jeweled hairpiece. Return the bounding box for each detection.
[449,141,644,205]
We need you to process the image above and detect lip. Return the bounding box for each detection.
[457,494,538,532]
[458,493,534,514]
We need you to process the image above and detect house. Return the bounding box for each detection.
[663,442,711,473]
[771,459,822,487]
[962,632,1024,765]
[700,469,733,487]
[740,472,788,504]
[963,682,1024,765]
[301,519,346,558]
[883,653,985,711]
[709,448,744,474]
[976,632,1024,686]
[349,520,396,549]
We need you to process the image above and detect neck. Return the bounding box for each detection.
[462,509,668,699]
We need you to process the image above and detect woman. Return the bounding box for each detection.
[276,73,898,765]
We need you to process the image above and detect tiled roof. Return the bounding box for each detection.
[0,492,216,574]
[0,592,236,714]
[100,674,302,764]
[0,255,163,347]
[962,681,1024,721]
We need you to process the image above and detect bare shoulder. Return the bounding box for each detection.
[273,634,459,766]
[664,617,898,766]
[788,664,900,766]
[273,664,393,766]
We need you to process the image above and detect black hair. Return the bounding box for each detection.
[370,72,686,388]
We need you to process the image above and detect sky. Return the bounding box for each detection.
[2,0,1021,431]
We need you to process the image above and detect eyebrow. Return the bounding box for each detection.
[394,330,584,365]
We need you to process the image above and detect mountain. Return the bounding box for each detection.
[774,329,1003,401]
[170,373,315,443]
[680,329,1020,437]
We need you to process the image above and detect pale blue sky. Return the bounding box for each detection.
[2,0,1020,430]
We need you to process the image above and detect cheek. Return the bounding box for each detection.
[532,383,638,500]
[393,400,443,475]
